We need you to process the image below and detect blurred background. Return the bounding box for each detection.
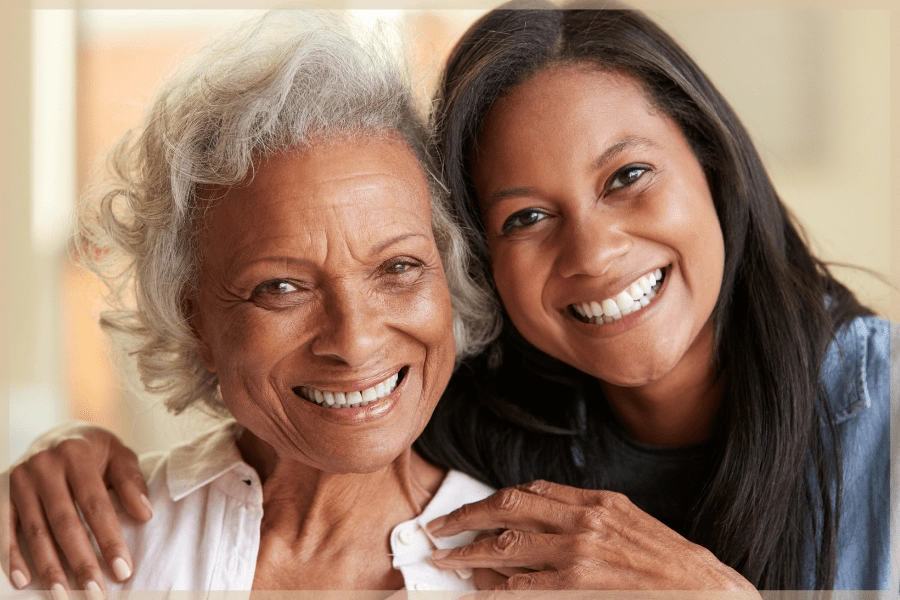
[5,8,892,467]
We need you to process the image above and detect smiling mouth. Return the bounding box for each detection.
[569,267,666,324]
[292,367,408,409]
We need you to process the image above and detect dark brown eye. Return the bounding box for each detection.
[501,209,549,234]
[609,164,650,190]
[254,280,299,295]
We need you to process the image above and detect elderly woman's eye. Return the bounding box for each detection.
[254,280,300,295]
[608,164,651,191]
[501,209,549,234]
[384,259,422,275]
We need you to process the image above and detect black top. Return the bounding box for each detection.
[589,411,715,534]
[415,326,720,539]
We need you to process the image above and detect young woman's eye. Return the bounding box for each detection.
[253,280,300,296]
[608,164,651,191]
[501,209,549,234]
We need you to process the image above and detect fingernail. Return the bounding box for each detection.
[427,516,447,533]
[140,493,153,515]
[85,581,104,600]
[432,548,451,560]
[50,583,68,600]
[112,557,132,581]
[10,569,28,589]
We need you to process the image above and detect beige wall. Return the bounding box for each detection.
[8,9,895,458]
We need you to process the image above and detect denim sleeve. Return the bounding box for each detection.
[829,317,896,591]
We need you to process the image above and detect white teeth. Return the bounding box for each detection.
[628,283,643,301]
[300,371,401,408]
[601,298,620,316]
[570,268,665,326]
[615,291,634,312]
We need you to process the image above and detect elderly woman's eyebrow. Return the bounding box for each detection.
[223,233,433,276]
[368,232,432,255]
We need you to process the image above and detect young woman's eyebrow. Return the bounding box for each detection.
[484,136,660,210]
[591,136,659,171]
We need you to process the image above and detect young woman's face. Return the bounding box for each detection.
[472,65,725,388]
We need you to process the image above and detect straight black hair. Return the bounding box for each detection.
[415,5,873,590]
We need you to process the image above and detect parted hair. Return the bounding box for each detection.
[75,12,501,417]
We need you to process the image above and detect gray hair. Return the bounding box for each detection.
[76,12,501,416]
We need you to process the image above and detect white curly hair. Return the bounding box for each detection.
[75,12,501,416]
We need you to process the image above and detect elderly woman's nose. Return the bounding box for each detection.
[309,290,388,366]
[555,216,633,279]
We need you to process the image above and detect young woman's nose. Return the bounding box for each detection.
[309,287,387,367]
[555,215,632,279]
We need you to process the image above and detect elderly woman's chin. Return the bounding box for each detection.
[221,359,454,475]
[189,137,458,477]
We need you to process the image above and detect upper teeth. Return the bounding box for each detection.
[298,372,400,409]
[571,268,664,324]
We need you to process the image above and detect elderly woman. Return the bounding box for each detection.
[5,13,501,595]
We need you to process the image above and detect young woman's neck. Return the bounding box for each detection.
[600,319,723,447]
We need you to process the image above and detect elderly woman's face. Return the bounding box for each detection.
[191,136,455,473]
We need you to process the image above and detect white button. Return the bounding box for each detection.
[413,583,429,591]
[398,528,415,545]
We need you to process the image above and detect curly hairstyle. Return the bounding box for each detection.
[75,12,501,417]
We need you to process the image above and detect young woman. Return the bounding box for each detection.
[6,5,894,592]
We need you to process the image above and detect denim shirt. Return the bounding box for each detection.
[818,316,898,590]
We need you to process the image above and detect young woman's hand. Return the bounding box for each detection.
[427,480,760,595]
[4,422,149,596]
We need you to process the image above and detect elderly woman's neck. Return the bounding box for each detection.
[236,428,445,589]
[236,426,444,527]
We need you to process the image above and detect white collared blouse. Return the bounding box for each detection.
[6,420,496,596]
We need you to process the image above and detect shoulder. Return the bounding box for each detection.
[820,315,891,424]
[110,420,262,591]
[822,316,898,590]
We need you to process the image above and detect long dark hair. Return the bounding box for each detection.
[414,5,873,590]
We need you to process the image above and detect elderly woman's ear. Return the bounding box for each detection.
[185,296,217,373]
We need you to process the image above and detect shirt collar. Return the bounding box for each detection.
[166,420,247,501]
[822,316,882,424]
[415,470,495,551]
